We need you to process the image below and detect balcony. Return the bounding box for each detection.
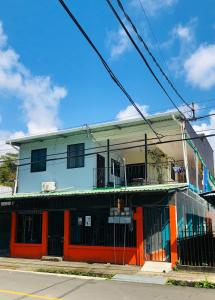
[93,161,187,188]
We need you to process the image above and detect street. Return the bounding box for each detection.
[0,270,214,300]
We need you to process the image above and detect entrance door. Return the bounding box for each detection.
[97,154,105,188]
[144,207,170,262]
[0,213,11,257]
[48,211,64,256]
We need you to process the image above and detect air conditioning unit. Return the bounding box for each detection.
[41,182,56,192]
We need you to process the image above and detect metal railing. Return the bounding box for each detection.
[93,161,186,188]
[177,228,215,267]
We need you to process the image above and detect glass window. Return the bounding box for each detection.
[67,143,84,169]
[31,148,47,172]
[111,159,120,177]
[16,213,42,244]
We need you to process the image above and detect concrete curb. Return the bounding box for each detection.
[0,268,106,281]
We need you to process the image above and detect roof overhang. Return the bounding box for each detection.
[0,183,188,200]
[7,112,183,146]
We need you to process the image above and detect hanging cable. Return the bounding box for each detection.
[106,0,187,119]
[58,0,162,141]
[116,0,193,115]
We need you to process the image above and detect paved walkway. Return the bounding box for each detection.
[0,257,215,284]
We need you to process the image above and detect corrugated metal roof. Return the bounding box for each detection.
[0,183,187,200]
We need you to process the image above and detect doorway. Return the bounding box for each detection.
[144,207,170,262]
[97,154,105,188]
[0,213,11,257]
[48,211,64,256]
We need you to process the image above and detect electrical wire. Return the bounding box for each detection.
[1,122,215,164]
[115,0,193,114]
[58,0,161,141]
[106,0,187,119]
[1,132,213,168]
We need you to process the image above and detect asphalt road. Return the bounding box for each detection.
[0,269,214,300]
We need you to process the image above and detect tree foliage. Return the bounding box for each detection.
[0,153,17,188]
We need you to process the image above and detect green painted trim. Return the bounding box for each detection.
[0,183,188,200]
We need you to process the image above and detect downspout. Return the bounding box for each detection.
[10,142,19,194]
[172,115,189,185]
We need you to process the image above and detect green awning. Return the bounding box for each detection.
[0,183,188,200]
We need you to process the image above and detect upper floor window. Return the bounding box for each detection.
[31,148,47,173]
[111,159,120,177]
[67,143,85,169]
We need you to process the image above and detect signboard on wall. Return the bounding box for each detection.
[85,216,91,227]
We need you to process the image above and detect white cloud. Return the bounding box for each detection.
[130,0,178,16]
[172,23,194,43]
[108,26,131,59]
[0,21,67,136]
[166,18,197,76]
[0,130,25,154]
[116,103,149,120]
[116,102,199,121]
[184,44,215,90]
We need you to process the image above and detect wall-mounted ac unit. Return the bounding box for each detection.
[41,182,56,192]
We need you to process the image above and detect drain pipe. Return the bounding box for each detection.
[10,142,19,194]
[172,115,189,185]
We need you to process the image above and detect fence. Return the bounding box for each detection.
[94,161,186,188]
[177,229,215,267]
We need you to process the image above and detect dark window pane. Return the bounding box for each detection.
[111,159,120,177]
[67,143,84,169]
[31,148,47,172]
[70,210,136,247]
[16,213,42,244]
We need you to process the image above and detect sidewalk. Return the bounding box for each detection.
[0,257,215,284]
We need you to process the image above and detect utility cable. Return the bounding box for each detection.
[116,0,193,115]
[58,0,161,141]
[106,0,187,119]
[5,133,215,168]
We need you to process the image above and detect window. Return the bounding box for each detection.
[31,148,47,172]
[111,159,120,177]
[67,143,84,169]
[70,210,136,247]
[16,213,42,244]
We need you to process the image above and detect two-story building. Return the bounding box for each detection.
[0,112,214,267]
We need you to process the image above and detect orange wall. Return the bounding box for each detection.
[64,245,138,265]
[10,211,48,259]
[11,243,44,259]
[64,208,144,266]
[169,204,178,266]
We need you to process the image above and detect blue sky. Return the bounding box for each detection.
[0,0,215,151]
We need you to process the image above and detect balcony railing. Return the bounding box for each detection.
[93,161,186,188]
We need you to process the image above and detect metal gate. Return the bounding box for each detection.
[48,211,64,256]
[144,207,170,262]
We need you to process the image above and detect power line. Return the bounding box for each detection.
[58,0,161,141]
[137,0,169,73]
[106,0,187,119]
[115,0,193,115]
[1,133,214,168]
[189,112,215,122]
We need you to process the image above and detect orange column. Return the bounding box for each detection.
[41,211,48,256]
[169,205,178,267]
[10,212,16,257]
[64,210,70,259]
[135,207,144,266]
